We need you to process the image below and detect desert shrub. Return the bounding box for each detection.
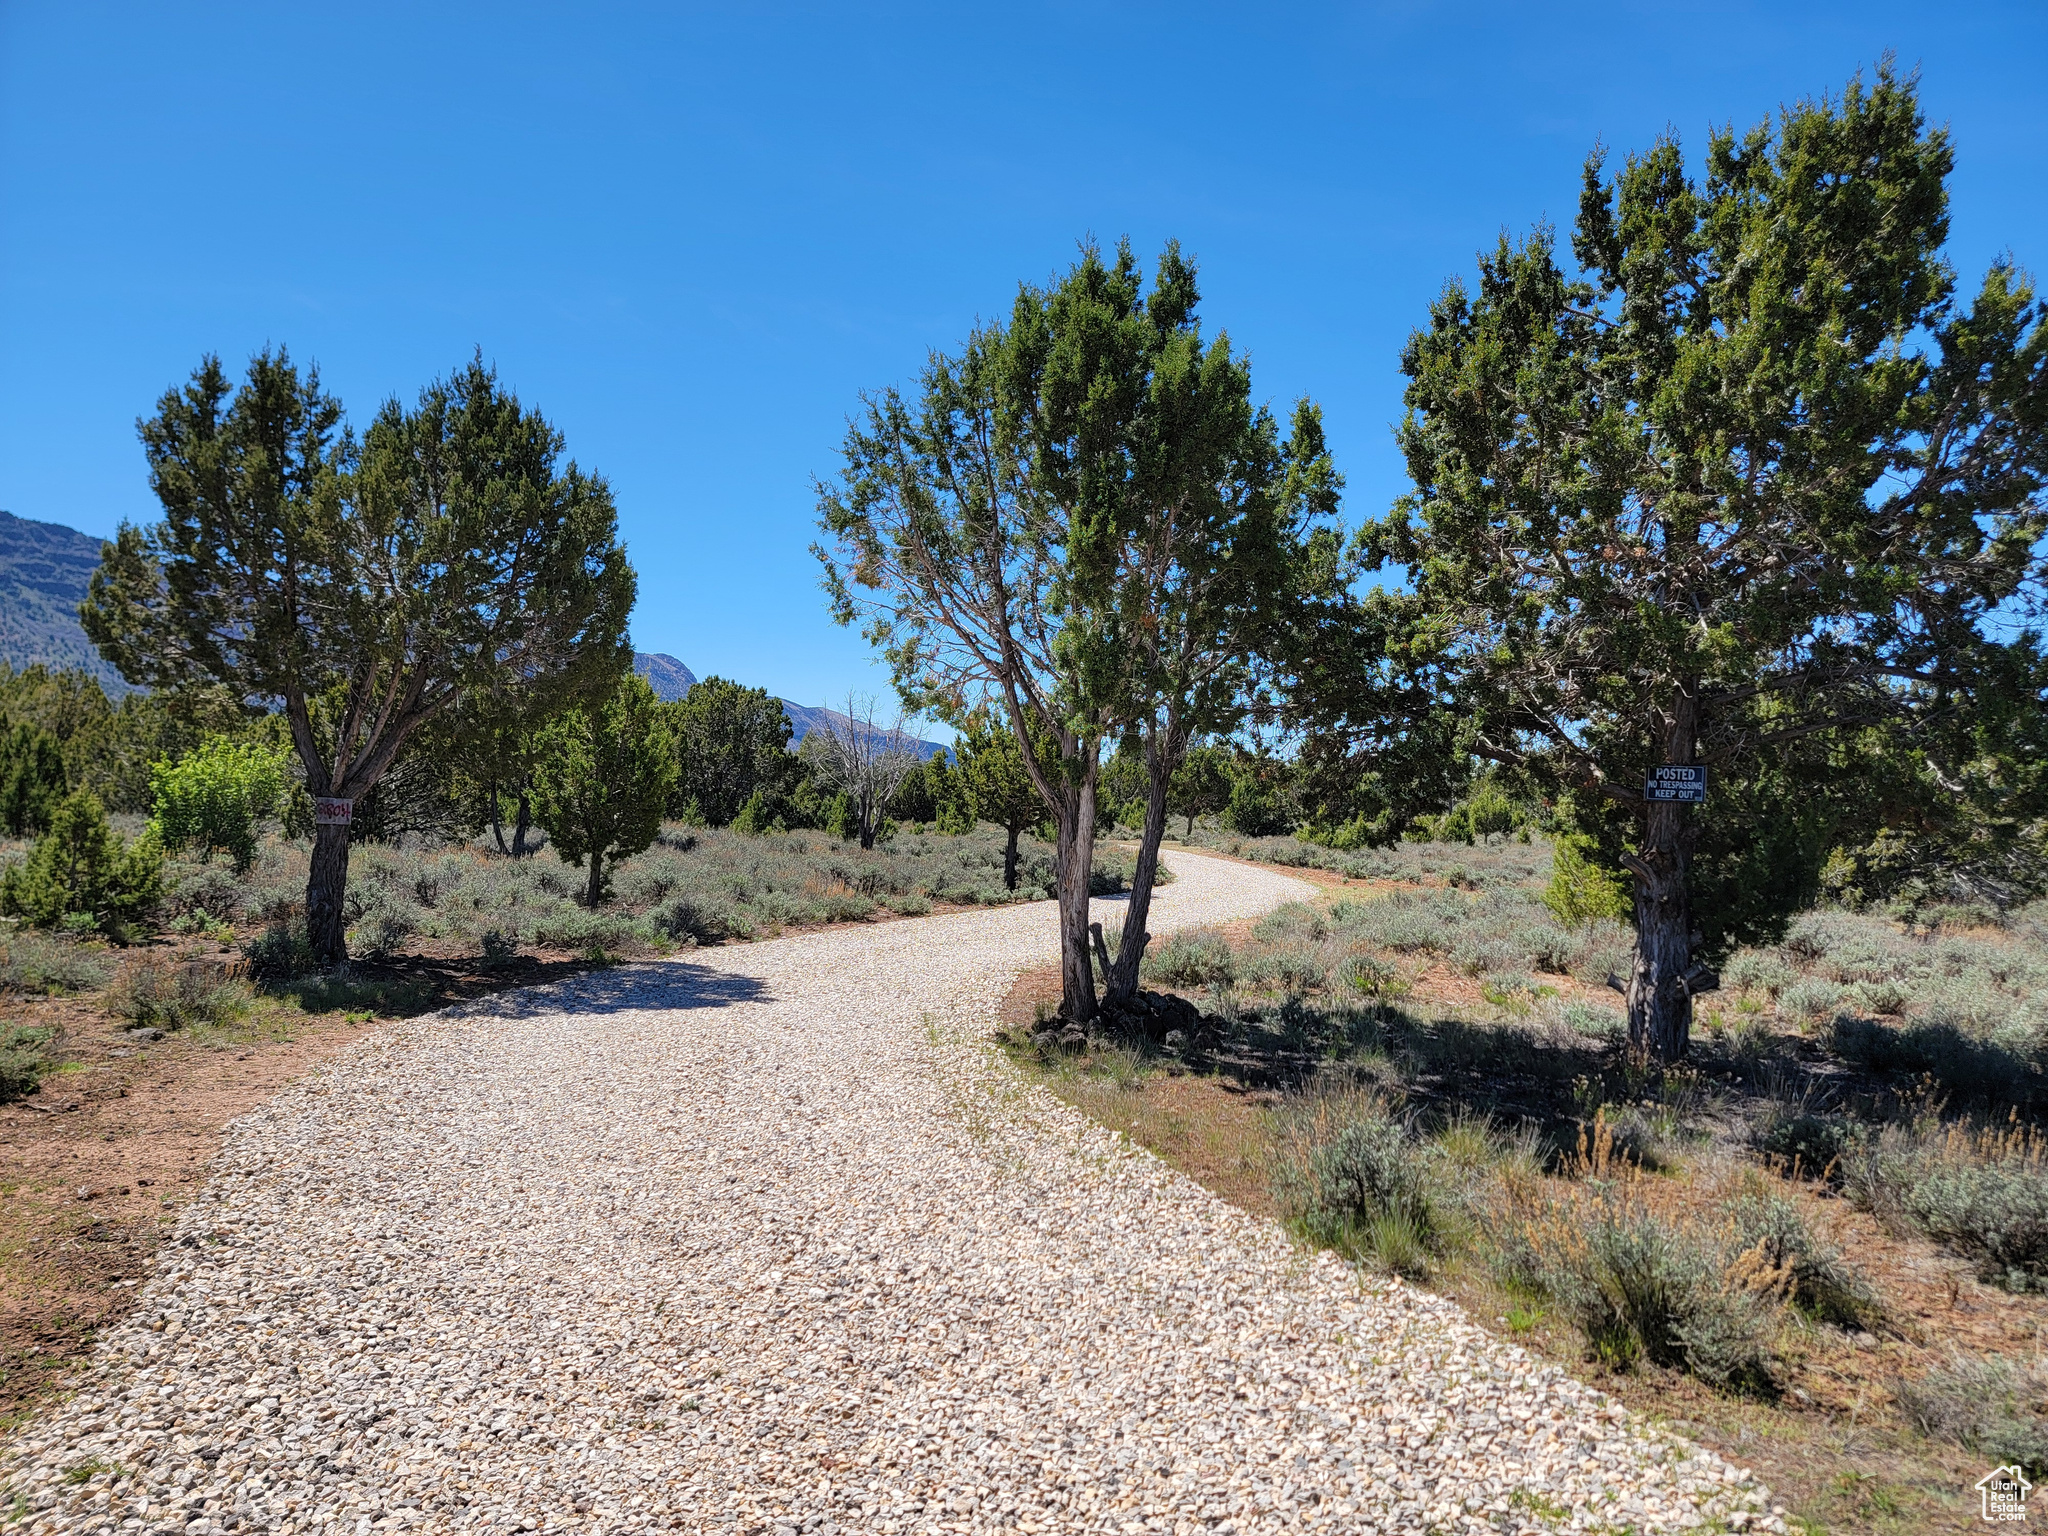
[1779,977,1844,1025]
[1852,977,1912,1015]
[530,909,649,953]
[242,922,316,980]
[0,925,112,994]
[148,737,289,871]
[1830,1016,2039,1113]
[350,911,415,961]
[0,789,164,932]
[1273,1091,1447,1274]
[1751,1109,1863,1177]
[0,1024,53,1102]
[1845,1120,2048,1290]
[1723,1186,1880,1327]
[1724,947,1796,998]
[645,893,745,944]
[1144,928,1235,988]
[106,955,253,1031]
[1896,1354,2048,1475]
[1337,953,1400,998]
[1916,974,2011,1034]
[1506,1188,1778,1390]
[1563,1001,1623,1040]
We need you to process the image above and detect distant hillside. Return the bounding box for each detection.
[631,651,946,760]
[0,510,131,695]
[632,652,699,701]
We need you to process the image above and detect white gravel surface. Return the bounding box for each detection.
[5,849,1780,1535]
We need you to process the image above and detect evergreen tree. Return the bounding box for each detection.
[532,675,676,907]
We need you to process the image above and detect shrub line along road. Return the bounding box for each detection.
[2,851,1776,1534]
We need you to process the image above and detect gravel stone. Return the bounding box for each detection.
[2,850,1777,1533]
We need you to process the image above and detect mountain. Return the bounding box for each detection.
[0,510,131,695]
[632,652,699,701]
[631,651,947,760]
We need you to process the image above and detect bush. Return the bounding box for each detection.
[1779,977,1844,1025]
[148,737,289,871]
[1273,1092,1449,1275]
[1724,947,1796,998]
[1144,928,1235,988]
[1896,1354,2048,1475]
[1751,1109,1862,1177]
[1543,834,1630,927]
[0,789,164,932]
[1845,1121,2048,1291]
[242,922,316,980]
[1563,1001,1623,1040]
[1724,1186,1880,1327]
[0,925,112,994]
[0,1024,53,1102]
[106,955,253,1031]
[1509,1190,1779,1390]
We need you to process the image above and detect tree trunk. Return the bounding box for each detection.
[1002,823,1021,891]
[489,780,509,856]
[511,789,533,857]
[1104,752,1172,1006]
[585,851,606,909]
[1053,778,1100,1024]
[1625,689,1716,1061]
[305,820,354,967]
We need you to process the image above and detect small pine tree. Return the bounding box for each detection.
[0,722,68,838]
[731,788,774,836]
[149,736,289,871]
[0,788,164,931]
[531,676,677,907]
[824,791,858,841]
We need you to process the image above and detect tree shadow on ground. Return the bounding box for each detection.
[442,959,771,1018]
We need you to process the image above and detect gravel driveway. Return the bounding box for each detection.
[4,850,1779,1535]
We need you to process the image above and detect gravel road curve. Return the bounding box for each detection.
[5,850,1780,1535]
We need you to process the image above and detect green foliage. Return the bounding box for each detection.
[0,789,163,932]
[532,675,678,907]
[0,721,67,837]
[1274,1092,1448,1276]
[1143,927,1236,988]
[1166,743,1232,835]
[85,349,636,960]
[1222,760,1291,838]
[0,1024,54,1103]
[1541,834,1631,928]
[824,790,858,841]
[1338,67,2048,1053]
[663,677,794,827]
[148,735,289,870]
[730,787,775,837]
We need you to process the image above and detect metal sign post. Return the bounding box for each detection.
[1643,765,1707,804]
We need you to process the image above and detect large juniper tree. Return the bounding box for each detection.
[84,350,635,963]
[1356,67,2046,1060]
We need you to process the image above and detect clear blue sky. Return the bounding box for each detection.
[3,3,2042,713]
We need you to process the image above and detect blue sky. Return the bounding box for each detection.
[2,2,2042,715]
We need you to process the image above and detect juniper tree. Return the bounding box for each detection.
[1353,67,2047,1060]
[84,351,634,963]
[819,240,1336,1019]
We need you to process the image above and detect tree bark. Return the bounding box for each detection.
[585,850,606,909]
[305,820,354,967]
[1625,688,1715,1061]
[511,788,533,857]
[1104,749,1173,1006]
[1002,822,1021,891]
[1053,778,1100,1024]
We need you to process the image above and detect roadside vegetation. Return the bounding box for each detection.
[1004,831,2048,1533]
